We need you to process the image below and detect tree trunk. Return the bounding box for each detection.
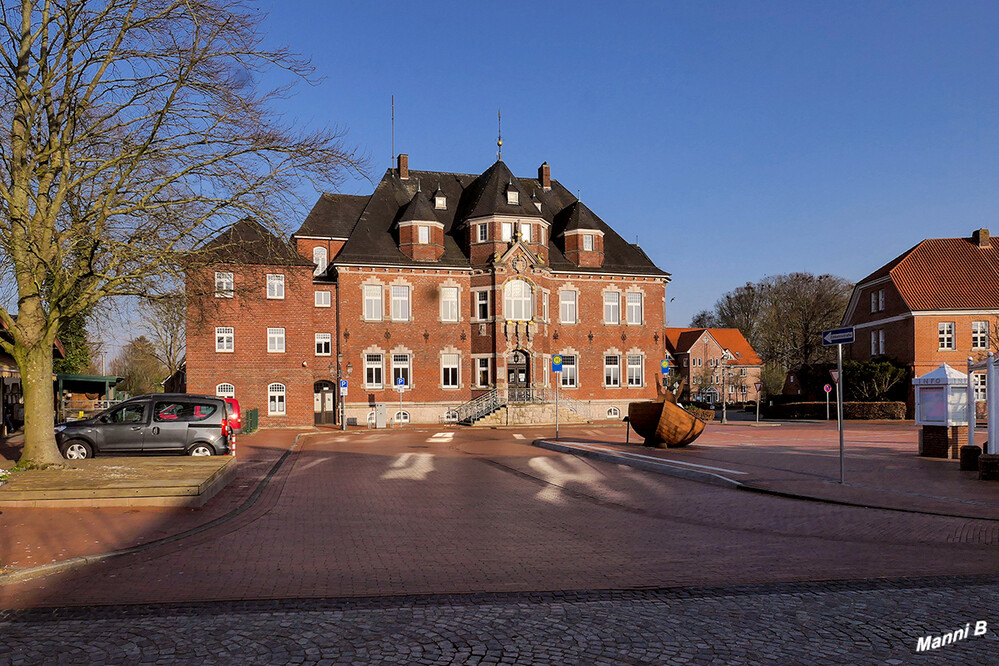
[15,339,63,467]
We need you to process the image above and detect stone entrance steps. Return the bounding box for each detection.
[472,403,589,427]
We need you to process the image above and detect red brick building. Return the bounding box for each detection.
[842,228,999,412]
[186,156,671,427]
[664,328,763,404]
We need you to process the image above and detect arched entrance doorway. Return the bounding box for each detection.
[314,380,336,425]
[508,350,530,402]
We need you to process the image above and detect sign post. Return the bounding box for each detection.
[396,377,406,427]
[754,382,763,423]
[824,383,832,420]
[339,379,348,430]
[552,355,563,440]
[822,326,854,484]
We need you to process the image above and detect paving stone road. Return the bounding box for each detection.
[2,577,998,665]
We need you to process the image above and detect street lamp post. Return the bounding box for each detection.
[330,355,352,431]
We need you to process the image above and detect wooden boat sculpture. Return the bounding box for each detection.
[627,377,706,448]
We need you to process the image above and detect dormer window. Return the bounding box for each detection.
[418,225,430,244]
[506,188,519,205]
[502,222,513,241]
[435,194,446,210]
[477,224,488,243]
[583,234,594,251]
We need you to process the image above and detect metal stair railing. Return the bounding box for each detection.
[453,389,506,425]
[531,386,587,418]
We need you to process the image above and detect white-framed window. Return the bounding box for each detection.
[607,406,621,419]
[365,354,383,388]
[435,194,447,210]
[315,333,331,356]
[476,357,491,387]
[214,271,233,298]
[561,355,577,387]
[583,234,594,251]
[475,290,490,320]
[975,372,988,402]
[740,368,747,376]
[364,285,383,321]
[216,383,235,398]
[871,330,878,356]
[418,225,430,244]
[973,321,989,350]
[520,223,531,242]
[504,279,532,321]
[266,274,285,299]
[604,355,621,387]
[559,290,577,324]
[501,221,513,242]
[440,287,459,322]
[268,383,286,416]
[878,289,885,311]
[391,285,410,321]
[215,327,234,353]
[603,292,620,325]
[477,224,488,243]
[442,353,459,388]
[879,329,885,355]
[267,328,285,353]
[392,354,411,387]
[315,290,331,308]
[626,292,642,325]
[313,246,327,276]
[627,355,643,387]
[939,322,955,350]
[543,292,550,323]
[870,292,877,313]
[506,189,519,205]
[394,410,410,424]
[540,227,546,247]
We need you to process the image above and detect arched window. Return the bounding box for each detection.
[313,246,328,276]
[216,383,235,398]
[606,406,621,419]
[504,279,532,321]
[394,410,410,423]
[268,383,286,415]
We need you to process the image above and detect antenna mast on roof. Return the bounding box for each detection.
[391,95,395,166]
[497,109,502,161]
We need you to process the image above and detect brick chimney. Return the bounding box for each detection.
[973,228,991,248]
[398,154,409,180]
[538,162,551,190]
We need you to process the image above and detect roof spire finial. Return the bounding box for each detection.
[497,109,502,161]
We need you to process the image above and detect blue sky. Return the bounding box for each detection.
[256,0,999,327]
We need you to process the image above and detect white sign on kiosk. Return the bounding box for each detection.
[913,364,968,426]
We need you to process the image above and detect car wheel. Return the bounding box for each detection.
[188,443,214,457]
[61,440,93,460]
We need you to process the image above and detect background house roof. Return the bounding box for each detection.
[295,193,369,238]
[665,327,763,366]
[203,218,314,266]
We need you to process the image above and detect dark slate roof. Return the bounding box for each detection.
[295,193,369,238]
[558,201,602,234]
[397,189,440,224]
[203,218,313,266]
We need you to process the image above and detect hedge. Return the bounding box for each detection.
[687,407,715,422]
[764,401,905,420]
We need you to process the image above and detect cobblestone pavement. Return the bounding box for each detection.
[2,577,998,664]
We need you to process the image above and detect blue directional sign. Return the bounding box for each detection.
[821,327,855,346]
[551,354,563,372]
[660,359,670,375]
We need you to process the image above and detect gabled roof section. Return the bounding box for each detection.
[397,189,439,224]
[664,328,710,355]
[295,193,369,239]
[203,218,313,266]
[465,160,547,220]
[664,328,762,366]
[549,201,668,277]
[559,201,602,234]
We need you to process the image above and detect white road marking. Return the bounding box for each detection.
[427,432,454,442]
[513,434,526,440]
[558,441,747,475]
[380,452,435,480]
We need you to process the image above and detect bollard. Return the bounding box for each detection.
[624,416,630,445]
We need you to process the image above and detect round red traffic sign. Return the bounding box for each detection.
[824,384,832,393]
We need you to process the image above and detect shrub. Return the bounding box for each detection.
[687,407,715,422]
[763,401,905,420]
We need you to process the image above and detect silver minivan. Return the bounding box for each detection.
[55,394,232,459]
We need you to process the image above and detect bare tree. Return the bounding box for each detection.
[141,294,186,378]
[0,1,365,466]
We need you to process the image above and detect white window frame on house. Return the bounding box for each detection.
[975,372,987,402]
[543,291,550,323]
[583,234,594,251]
[435,194,447,210]
[418,225,430,245]
[604,355,621,387]
[313,246,327,276]
[215,327,234,353]
[878,289,885,311]
[365,354,383,389]
[626,292,643,325]
[871,292,877,314]
[560,290,577,324]
[315,333,331,356]
[394,410,411,423]
[520,222,531,243]
[216,383,235,398]
[603,292,620,325]
[268,383,286,416]
[363,285,383,321]
[879,329,885,355]
[627,355,643,387]
[504,280,532,321]
[266,274,285,300]
[214,271,234,298]
[501,221,513,242]
[740,368,747,376]
[973,321,989,350]
[477,224,488,243]
[391,285,411,321]
[441,353,459,389]
[607,407,621,419]
[267,328,285,353]
[506,189,519,205]
[440,287,459,322]
[871,330,878,356]
[315,290,331,308]
[560,355,578,388]
[938,322,955,350]
[392,354,411,387]
[475,290,490,320]
[476,357,491,387]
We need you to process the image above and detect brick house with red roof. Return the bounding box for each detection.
[842,228,999,413]
[664,328,763,404]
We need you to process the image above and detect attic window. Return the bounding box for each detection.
[506,188,519,205]
[435,194,446,210]
[583,234,594,251]
[418,225,430,244]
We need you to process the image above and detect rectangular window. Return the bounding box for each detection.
[442,354,459,388]
[315,333,331,356]
[520,223,531,243]
[604,355,620,387]
[214,271,233,298]
[392,354,410,387]
[626,293,642,325]
[878,289,885,311]
[871,331,878,356]
[627,355,643,387]
[975,372,988,402]
[561,355,578,387]
[268,384,286,416]
[266,274,285,300]
[267,328,285,353]
[477,358,491,387]
[477,224,488,243]
[543,292,550,323]
[365,354,383,388]
[476,291,490,320]
[440,287,459,322]
[879,329,885,355]
[740,368,747,376]
[973,321,989,350]
[939,322,955,350]
[418,225,430,244]
[215,327,234,353]
[583,234,594,251]
[364,285,383,321]
[391,285,410,321]
[315,290,331,308]
[560,291,577,324]
[603,292,620,325]
[501,222,513,241]
[870,292,877,314]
